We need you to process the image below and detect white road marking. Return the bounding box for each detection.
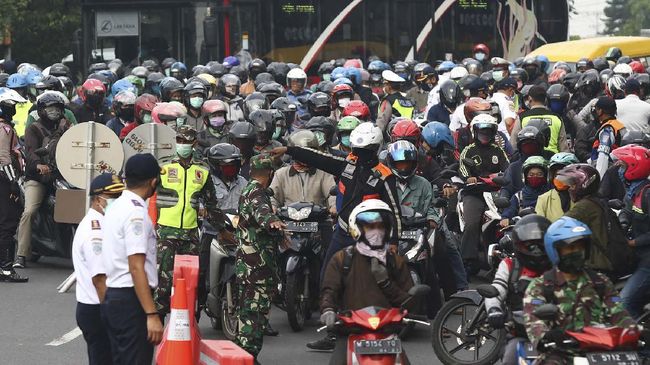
[45,327,82,346]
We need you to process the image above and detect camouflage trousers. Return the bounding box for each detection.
[154,229,200,315]
[235,282,272,358]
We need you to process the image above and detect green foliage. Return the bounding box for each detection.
[11,0,81,67]
[604,0,650,36]
[603,0,629,35]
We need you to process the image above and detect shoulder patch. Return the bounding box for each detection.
[91,238,102,255]
[167,167,178,179]
[492,155,499,164]
[91,220,101,230]
[131,199,143,207]
[531,298,544,305]
[610,296,621,303]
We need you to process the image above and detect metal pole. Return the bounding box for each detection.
[85,122,96,212]
[149,123,157,160]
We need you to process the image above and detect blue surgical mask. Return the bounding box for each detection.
[189,97,204,109]
[493,70,504,82]
[475,53,486,61]
[272,126,283,140]
[142,113,153,124]
[176,143,193,158]
[341,135,351,147]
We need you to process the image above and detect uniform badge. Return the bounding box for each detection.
[131,199,143,207]
[492,155,498,164]
[91,239,102,255]
[131,218,144,235]
[168,168,178,179]
[508,102,515,112]
[91,220,101,230]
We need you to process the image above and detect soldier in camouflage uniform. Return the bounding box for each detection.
[235,154,286,360]
[154,125,221,317]
[524,217,635,364]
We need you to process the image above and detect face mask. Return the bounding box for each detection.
[492,70,504,82]
[364,228,386,249]
[520,142,540,156]
[353,148,378,167]
[475,52,485,61]
[557,250,586,274]
[420,82,433,92]
[477,130,494,145]
[272,126,283,140]
[189,96,204,109]
[209,116,226,128]
[176,143,193,158]
[44,106,63,122]
[98,196,116,214]
[340,134,351,147]
[86,94,104,107]
[463,89,471,98]
[527,176,546,188]
[119,108,135,121]
[220,164,239,179]
[142,113,153,124]
[176,117,185,128]
[549,100,566,114]
[322,74,331,81]
[338,97,351,108]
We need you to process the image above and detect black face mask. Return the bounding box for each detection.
[118,107,135,121]
[86,94,104,108]
[353,147,378,167]
[557,250,586,274]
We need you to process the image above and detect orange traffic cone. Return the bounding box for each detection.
[156,278,193,365]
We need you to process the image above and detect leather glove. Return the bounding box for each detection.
[320,310,337,329]
[370,258,390,287]
[486,307,505,329]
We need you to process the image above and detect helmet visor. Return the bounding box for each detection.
[356,211,383,225]
[553,177,571,191]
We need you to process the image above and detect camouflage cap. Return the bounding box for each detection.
[249,154,275,171]
[176,124,197,142]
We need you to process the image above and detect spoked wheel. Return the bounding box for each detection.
[220,288,238,341]
[285,272,307,332]
[431,298,505,365]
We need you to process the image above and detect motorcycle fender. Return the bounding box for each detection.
[450,289,483,306]
[286,255,305,274]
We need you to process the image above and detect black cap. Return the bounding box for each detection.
[625,78,641,93]
[496,77,518,90]
[595,96,617,115]
[467,77,487,91]
[124,153,160,181]
[89,173,125,196]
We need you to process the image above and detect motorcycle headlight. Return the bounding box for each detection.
[287,206,312,221]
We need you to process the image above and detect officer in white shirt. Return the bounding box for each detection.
[101,154,162,365]
[490,78,519,137]
[72,173,124,365]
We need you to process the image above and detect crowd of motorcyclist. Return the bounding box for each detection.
[0,41,649,364]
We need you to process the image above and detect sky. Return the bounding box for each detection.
[570,0,608,38]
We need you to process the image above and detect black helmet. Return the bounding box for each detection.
[592,57,609,73]
[192,65,210,77]
[439,80,463,110]
[318,62,335,78]
[243,92,269,121]
[267,62,290,86]
[35,75,64,93]
[37,92,65,121]
[393,61,411,82]
[526,119,551,147]
[208,63,227,79]
[576,58,594,72]
[605,47,622,61]
[307,92,332,117]
[575,69,600,97]
[207,143,242,172]
[254,72,274,89]
[547,84,570,103]
[162,57,177,70]
[230,65,248,84]
[57,76,75,99]
[219,74,241,98]
[183,80,207,98]
[228,121,257,141]
[248,58,267,80]
[511,214,552,272]
[249,109,274,133]
[132,66,149,79]
[464,59,483,76]
[511,67,529,84]
[517,125,545,153]
[562,72,581,93]
[257,82,285,103]
[145,72,165,94]
[315,80,335,94]
[629,73,650,97]
[88,62,108,73]
[142,59,160,72]
[617,55,631,65]
[271,97,297,125]
[160,77,184,102]
[305,116,336,146]
[412,63,436,84]
[480,71,495,86]
[49,63,70,77]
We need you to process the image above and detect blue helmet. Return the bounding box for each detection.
[344,67,362,86]
[331,67,346,81]
[7,73,28,89]
[368,60,389,73]
[170,62,187,79]
[26,69,43,86]
[543,216,591,266]
[422,121,454,150]
[436,61,456,73]
[223,56,239,68]
[111,79,137,97]
[333,77,353,87]
[536,55,550,72]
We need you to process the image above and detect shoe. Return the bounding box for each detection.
[264,323,279,336]
[306,334,336,351]
[0,267,28,282]
[12,256,25,269]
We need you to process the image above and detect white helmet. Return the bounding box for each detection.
[613,63,633,78]
[349,122,383,148]
[607,75,626,98]
[469,114,498,139]
[0,87,27,104]
[348,199,394,242]
[287,68,307,86]
[450,66,469,81]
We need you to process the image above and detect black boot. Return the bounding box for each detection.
[0,243,27,282]
[306,332,336,351]
[263,322,279,336]
[0,267,28,282]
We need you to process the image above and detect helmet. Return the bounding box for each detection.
[332,83,354,101]
[49,63,69,77]
[287,129,319,149]
[470,114,498,144]
[243,92,269,120]
[523,155,549,177]
[621,130,650,147]
[537,55,550,72]
[629,73,650,97]
[333,77,354,88]
[611,145,650,181]
[331,67,347,81]
[36,92,65,121]
[606,75,626,99]
[7,73,28,89]
[228,121,257,140]
[202,98,228,115]
[183,80,207,99]
[219,74,241,98]
[422,121,454,150]
[307,92,331,117]
[348,199,395,242]
[576,58,593,72]
[248,58,267,79]
[553,61,572,73]
[592,57,610,72]
[81,78,107,102]
[390,119,421,145]
[450,66,469,81]
[318,62,335,79]
[270,96,297,125]
[249,109,274,133]
[472,43,490,59]
[599,69,614,86]
[386,140,418,180]
[111,79,137,98]
[606,47,622,61]
[131,66,149,79]
[113,90,136,111]
[337,116,361,132]
[342,100,370,121]
[575,69,600,97]
[547,84,570,103]
[160,77,184,102]
[393,61,411,82]
[146,72,165,95]
[344,59,363,69]
[548,69,566,85]
[413,63,436,84]
[305,116,336,146]
[510,67,529,85]
[58,77,75,99]
[286,67,307,87]
[554,164,600,201]
[563,72,581,93]
[170,62,187,80]
[436,61,456,74]
[613,63,633,78]
[314,80,334,94]
[465,59,483,76]
[222,56,239,69]
[134,93,158,122]
[230,65,249,84]
[439,80,463,110]
[162,57,177,71]
[511,214,552,272]
[35,75,64,94]
[257,82,286,102]
[549,152,579,170]
[151,102,187,128]
[526,118,551,147]
[517,125,545,154]
[350,122,383,149]
[208,143,242,169]
[88,62,108,73]
[617,56,632,65]
[463,97,491,123]
[368,60,389,82]
[344,67,362,86]
[544,217,592,266]
[209,63,228,79]
[142,59,159,73]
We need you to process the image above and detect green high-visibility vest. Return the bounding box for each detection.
[521,113,563,153]
[157,162,209,229]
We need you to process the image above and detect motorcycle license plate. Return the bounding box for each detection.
[286,221,318,232]
[400,230,419,240]
[354,339,402,355]
[586,352,640,365]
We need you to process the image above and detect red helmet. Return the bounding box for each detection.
[629,61,645,74]
[332,83,354,100]
[612,145,650,181]
[390,119,421,145]
[80,78,106,101]
[472,43,490,57]
[152,102,187,125]
[343,59,363,69]
[342,100,370,121]
[135,93,158,121]
[463,97,491,124]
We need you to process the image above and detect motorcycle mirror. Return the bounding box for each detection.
[433,197,448,208]
[607,199,624,210]
[518,207,536,217]
[493,197,511,210]
[492,176,508,187]
[532,303,559,321]
[407,284,431,297]
[476,284,500,299]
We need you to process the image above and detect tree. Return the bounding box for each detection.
[603,0,629,35]
[619,0,650,35]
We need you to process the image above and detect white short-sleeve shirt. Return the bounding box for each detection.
[103,190,158,288]
[490,92,518,137]
[72,208,106,305]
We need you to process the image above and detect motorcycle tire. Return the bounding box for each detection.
[220,295,238,341]
[431,297,505,365]
[285,272,307,332]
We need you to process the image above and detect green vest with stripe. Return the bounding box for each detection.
[521,113,563,154]
[157,162,209,229]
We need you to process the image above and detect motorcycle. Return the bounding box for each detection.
[277,201,329,332]
[204,211,239,340]
[318,284,431,365]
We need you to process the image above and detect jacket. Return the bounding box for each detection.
[535,189,573,222]
[565,198,612,272]
[502,184,549,219]
[269,165,336,211]
[620,181,650,266]
[397,175,437,222]
[458,142,509,180]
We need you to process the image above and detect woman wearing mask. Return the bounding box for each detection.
[535,152,579,222]
[330,84,356,122]
[196,99,230,158]
[500,156,550,227]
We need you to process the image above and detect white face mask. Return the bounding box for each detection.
[364,228,386,248]
[475,52,486,61]
[98,196,116,214]
[493,70,505,82]
[338,97,351,108]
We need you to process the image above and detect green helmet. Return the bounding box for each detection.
[124,75,144,95]
[337,116,361,132]
[549,152,579,170]
[523,155,548,175]
[250,154,274,171]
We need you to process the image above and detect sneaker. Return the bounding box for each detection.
[12,256,25,269]
[0,267,28,282]
[306,333,336,351]
[263,323,279,337]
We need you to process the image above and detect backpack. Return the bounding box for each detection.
[589,198,638,276]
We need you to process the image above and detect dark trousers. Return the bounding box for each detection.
[0,179,20,268]
[320,224,356,283]
[101,287,153,365]
[77,302,114,365]
[459,194,486,262]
